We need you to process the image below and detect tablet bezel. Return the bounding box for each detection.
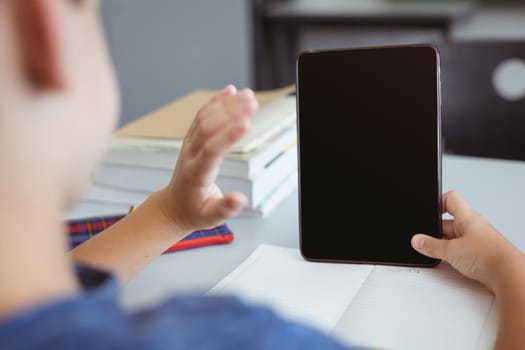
[295,44,442,267]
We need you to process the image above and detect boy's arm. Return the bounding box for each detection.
[69,190,188,284]
[490,249,525,349]
[70,85,258,284]
[412,190,525,350]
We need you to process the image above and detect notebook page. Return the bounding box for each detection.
[331,263,495,350]
[474,301,498,350]
[208,244,373,332]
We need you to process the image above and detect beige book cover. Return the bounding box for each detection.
[116,85,295,140]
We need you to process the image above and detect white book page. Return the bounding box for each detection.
[331,263,495,350]
[209,244,497,350]
[208,244,373,333]
[474,301,498,350]
[230,96,296,153]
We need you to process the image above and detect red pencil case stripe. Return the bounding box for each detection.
[66,214,234,253]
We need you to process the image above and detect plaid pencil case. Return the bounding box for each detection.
[67,214,234,253]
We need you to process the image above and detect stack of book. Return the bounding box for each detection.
[86,85,298,217]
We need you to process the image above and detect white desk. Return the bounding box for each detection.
[70,154,525,311]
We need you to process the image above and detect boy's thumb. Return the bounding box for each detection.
[411,234,447,260]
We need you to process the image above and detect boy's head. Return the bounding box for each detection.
[0,0,119,210]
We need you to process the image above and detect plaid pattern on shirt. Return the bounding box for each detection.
[67,215,234,253]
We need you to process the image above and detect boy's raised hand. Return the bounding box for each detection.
[158,85,258,233]
[70,85,258,284]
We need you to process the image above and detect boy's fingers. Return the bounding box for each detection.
[222,88,258,118]
[192,117,250,176]
[212,84,237,102]
[183,117,249,187]
[411,234,449,260]
[238,88,258,113]
[197,90,256,142]
[442,219,457,239]
[442,190,473,218]
[202,192,247,225]
[184,89,257,152]
[184,84,238,146]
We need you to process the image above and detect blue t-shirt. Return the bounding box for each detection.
[0,265,358,350]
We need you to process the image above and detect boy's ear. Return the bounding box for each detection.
[12,0,66,90]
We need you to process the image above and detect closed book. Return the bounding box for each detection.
[115,86,296,153]
[83,169,298,218]
[105,124,297,180]
[239,170,298,218]
[94,143,298,209]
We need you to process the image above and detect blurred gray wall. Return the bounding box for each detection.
[101,1,525,127]
[101,0,252,126]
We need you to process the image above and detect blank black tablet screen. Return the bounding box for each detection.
[297,45,441,266]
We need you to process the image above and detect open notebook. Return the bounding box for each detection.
[208,244,498,350]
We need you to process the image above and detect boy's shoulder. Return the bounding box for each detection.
[0,265,353,350]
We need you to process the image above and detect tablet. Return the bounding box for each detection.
[296,45,442,267]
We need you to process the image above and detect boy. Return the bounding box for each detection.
[1,0,524,349]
